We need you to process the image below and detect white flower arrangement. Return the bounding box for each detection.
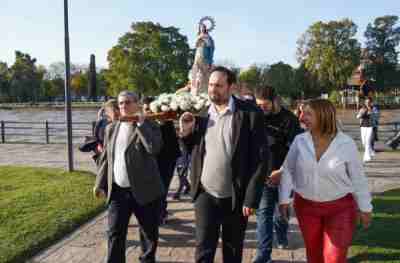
[148,92,210,114]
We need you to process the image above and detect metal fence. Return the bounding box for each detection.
[0,120,399,145]
[0,120,96,144]
[340,121,399,143]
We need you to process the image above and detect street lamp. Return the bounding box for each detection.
[64,0,74,172]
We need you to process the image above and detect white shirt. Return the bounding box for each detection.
[279,131,373,212]
[200,96,235,198]
[207,96,235,157]
[113,122,133,187]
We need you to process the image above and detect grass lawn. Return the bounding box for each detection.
[0,166,106,263]
[349,189,400,262]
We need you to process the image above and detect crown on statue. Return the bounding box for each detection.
[199,16,216,32]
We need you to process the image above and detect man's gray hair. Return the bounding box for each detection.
[118,90,139,103]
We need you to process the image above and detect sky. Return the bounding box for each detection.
[1,0,399,69]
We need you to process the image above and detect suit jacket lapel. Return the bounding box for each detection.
[110,122,120,162]
[126,123,138,149]
[232,103,243,156]
[199,119,208,155]
[198,109,209,155]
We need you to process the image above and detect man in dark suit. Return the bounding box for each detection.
[142,96,181,224]
[180,66,270,263]
[94,90,164,263]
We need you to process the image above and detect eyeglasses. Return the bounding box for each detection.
[119,100,132,106]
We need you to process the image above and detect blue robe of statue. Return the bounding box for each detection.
[202,36,215,66]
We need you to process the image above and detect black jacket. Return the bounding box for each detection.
[182,97,270,210]
[359,112,372,127]
[157,121,181,174]
[95,120,165,205]
[264,107,302,170]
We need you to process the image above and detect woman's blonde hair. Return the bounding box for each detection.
[305,99,338,136]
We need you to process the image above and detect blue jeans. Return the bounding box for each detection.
[253,186,288,263]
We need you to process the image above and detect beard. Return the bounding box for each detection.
[209,93,229,106]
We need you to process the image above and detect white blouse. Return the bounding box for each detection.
[279,131,373,212]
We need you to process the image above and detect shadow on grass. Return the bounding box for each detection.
[349,189,400,262]
[349,252,400,262]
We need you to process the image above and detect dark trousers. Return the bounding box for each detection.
[107,184,161,263]
[175,165,191,197]
[159,160,176,217]
[372,126,378,149]
[195,190,248,263]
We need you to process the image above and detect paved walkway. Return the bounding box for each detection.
[1,141,399,262]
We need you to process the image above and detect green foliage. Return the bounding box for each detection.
[39,79,57,101]
[0,62,10,102]
[1,53,66,103]
[297,19,361,91]
[293,63,321,98]
[46,62,67,80]
[71,71,88,96]
[0,166,105,263]
[239,62,303,98]
[364,15,400,90]
[350,188,400,262]
[8,51,42,102]
[42,78,64,101]
[328,89,340,105]
[238,65,265,88]
[97,69,109,96]
[0,57,110,102]
[45,62,81,80]
[105,21,193,96]
[264,62,298,98]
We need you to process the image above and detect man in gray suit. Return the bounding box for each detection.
[94,90,164,263]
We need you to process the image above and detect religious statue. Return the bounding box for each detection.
[190,17,216,95]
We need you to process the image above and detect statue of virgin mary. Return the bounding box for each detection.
[190,17,215,95]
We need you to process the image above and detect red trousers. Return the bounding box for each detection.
[294,193,357,263]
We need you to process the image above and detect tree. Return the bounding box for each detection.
[71,71,88,97]
[36,65,49,101]
[0,62,10,102]
[293,63,322,98]
[40,79,59,101]
[46,62,66,80]
[9,51,42,102]
[44,62,84,100]
[105,21,193,96]
[364,15,400,90]
[297,19,361,91]
[239,65,263,88]
[97,68,109,97]
[238,64,270,88]
[264,62,297,97]
[46,61,80,80]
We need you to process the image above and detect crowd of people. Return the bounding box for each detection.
[90,66,373,263]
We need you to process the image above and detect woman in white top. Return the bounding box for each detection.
[357,97,375,162]
[279,99,372,263]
